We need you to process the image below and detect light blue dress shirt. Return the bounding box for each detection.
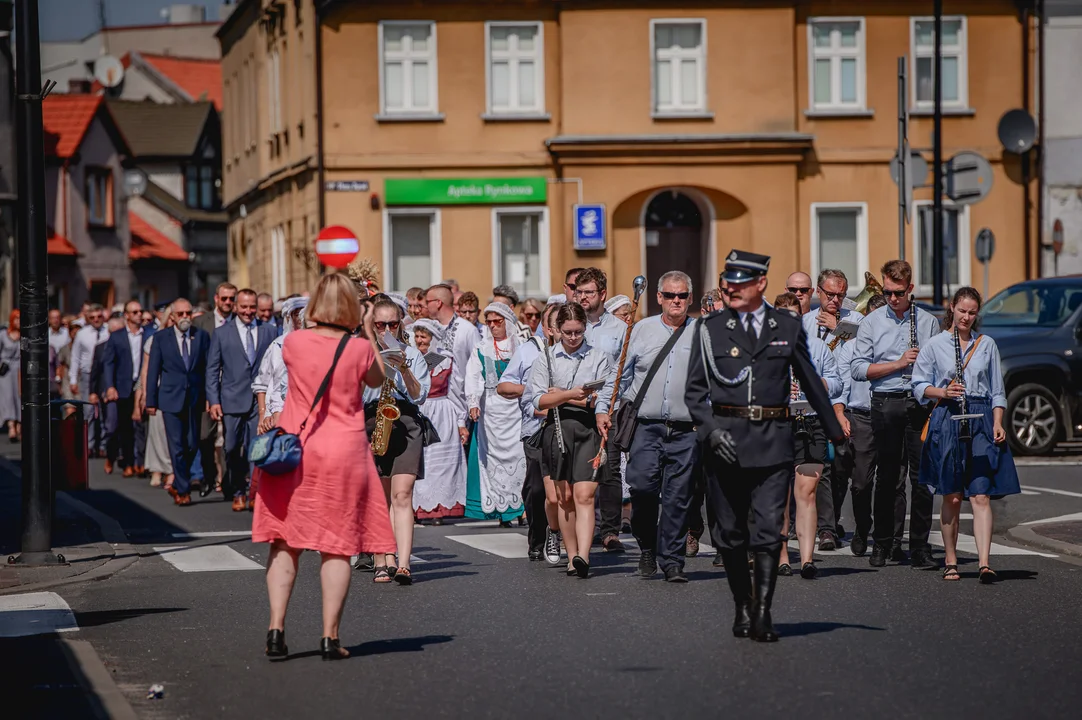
[801,307,864,346]
[527,341,614,414]
[500,338,544,439]
[911,332,1007,409]
[851,304,942,392]
[362,345,431,406]
[584,310,627,362]
[598,315,695,422]
[792,336,843,416]
[835,339,871,410]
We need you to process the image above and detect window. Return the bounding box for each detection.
[810,203,868,294]
[651,20,706,115]
[88,280,115,309]
[486,23,544,115]
[185,166,218,210]
[914,201,970,296]
[808,18,865,111]
[268,46,282,134]
[911,17,968,109]
[493,209,549,299]
[270,226,287,299]
[379,22,438,116]
[383,210,441,292]
[85,167,113,227]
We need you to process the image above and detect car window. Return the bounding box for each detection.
[981,285,1082,327]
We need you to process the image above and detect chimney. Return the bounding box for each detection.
[167,4,207,24]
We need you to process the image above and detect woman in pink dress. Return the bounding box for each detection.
[252,274,394,661]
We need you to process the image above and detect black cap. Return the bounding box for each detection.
[720,249,770,284]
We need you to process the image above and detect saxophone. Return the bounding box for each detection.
[371,375,401,457]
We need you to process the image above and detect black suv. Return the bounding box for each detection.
[978,277,1082,455]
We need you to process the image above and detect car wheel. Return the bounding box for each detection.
[1006,383,1063,456]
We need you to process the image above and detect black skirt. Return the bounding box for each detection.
[791,414,828,466]
[365,404,425,479]
[541,407,602,484]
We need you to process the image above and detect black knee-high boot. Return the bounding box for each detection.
[750,546,782,643]
[720,549,752,638]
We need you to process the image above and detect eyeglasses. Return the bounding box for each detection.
[883,289,909,298]
[560,330,585,338]
[786,286,813,294]
[373,320,401,331]
[425,298,441,306]
[576,289,599,298]
[660,291,690,300]
[817,287,846,301]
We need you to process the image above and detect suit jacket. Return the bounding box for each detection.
[685,306,842,468]
[206,320,276,414]
[89,343,107,398]
[192,311,227,337]
[102,327,155,399]
[146,327,210,414]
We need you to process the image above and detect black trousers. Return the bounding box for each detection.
[706,457,790,553]
[870,394,933,550]
[847,409,878,540]
[521,440,548,552]
[689,463,723,548]
[596,432,622,538]
[199,412,218,490]
[107,396,137,469]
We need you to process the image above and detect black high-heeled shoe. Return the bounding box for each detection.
[265,629,288,658]
[320,637,349,661]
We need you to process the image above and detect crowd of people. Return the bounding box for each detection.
[33,251,1021,653]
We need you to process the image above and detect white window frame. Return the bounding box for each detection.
[807,17,866,112]
[910,16,969,111]
[382,208,442,292]
[809,202,869,295]
[378,21,439,117]
[490,207,551,299]
[484,22,545,117]
[650,18,707,116]
[912,199,971,297]
[267,46,282,134]
[270,226,287,300]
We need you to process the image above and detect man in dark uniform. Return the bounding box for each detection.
[686,250,843,643]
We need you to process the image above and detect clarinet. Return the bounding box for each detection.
[953,328,971,442]
[902,295,917,384]
[543,340,566,455]
[791,366,809,440]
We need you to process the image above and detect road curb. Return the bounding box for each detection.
[61,638,140,720]
[1006,524,1082,559]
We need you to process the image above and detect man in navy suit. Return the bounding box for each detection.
[103,300,153,477]
[207,288,276,511]
[146,298,210,506]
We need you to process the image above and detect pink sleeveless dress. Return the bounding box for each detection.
[252,331,395,556]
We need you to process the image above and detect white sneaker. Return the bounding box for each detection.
[544,529,562,566]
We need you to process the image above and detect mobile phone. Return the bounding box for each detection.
[581,379,605,392]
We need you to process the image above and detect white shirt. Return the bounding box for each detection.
[736,303,768,338]
[48,327,71,356]
[68,324,107,385]
[214,310,229,328]
[126,327,144,381]
[174,325,194,355]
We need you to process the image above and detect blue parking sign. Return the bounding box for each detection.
[573,204,606,250]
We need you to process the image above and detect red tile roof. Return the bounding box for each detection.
[140,53,223,110]
[129,212,189,262]
[42,95,103,158]
[47,229,78,256]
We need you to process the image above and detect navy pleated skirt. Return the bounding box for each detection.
[918,397,1021,498]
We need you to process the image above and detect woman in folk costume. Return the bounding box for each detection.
[464,302,526,526]
[410,318,467,524]
[254,297,309,434]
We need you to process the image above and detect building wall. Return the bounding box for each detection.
[115,67,179,106]
[143,164,185,201]
[1044,4,1082,275]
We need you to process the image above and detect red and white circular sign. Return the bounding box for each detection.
[314,225,360,268]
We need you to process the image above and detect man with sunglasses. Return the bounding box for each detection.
[785,272,815,316]
[852,260,942,569]
[563,267,584,303]
[597,271,698,582]
[102,300,153,477]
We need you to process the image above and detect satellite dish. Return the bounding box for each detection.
[997,109,1036,154]
[94,55,125,89]
[123,169,147,198]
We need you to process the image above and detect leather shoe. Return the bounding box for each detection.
[122,467,134,478]
[718,550,752,638]
[198,480,214,498]
[800,561,817,580]
[320,637,349,661]
[103,459,114,475]
[637,549,657,577]
[601,535,625,553]
[712,551,725,568]
[166,485,179,500]
[247,498,255,511]
[910,548,939,570]
[850,535,868,557]
[175,493,191,506]
[663,566,688,583]
[890,541,908,562]
[232,496,247,512]
[749,548,781,643]
[685,533,699,557]
[266,629,288,658]
[527,548,543,561]
[817,530,837,552]
[869,543,889,567]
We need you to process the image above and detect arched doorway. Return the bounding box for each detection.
[643,190,707,316]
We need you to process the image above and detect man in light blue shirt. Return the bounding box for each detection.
[596,271,697,581]
[850,261,942,569]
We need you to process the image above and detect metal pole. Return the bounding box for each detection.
[898,56,907,260]
[14,0,57,565]
[932,0,945,307]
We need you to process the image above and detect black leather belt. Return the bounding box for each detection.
[871,391,910,398]
[712,404,789,421]
[849,407,871,417]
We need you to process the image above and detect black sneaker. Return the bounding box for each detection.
[890,542,908,562]
[817,531,837,552]
[528,548,542,561]
[850,535,868,557]
[800,561,818,580]
[835,523,846,540]
[910,548,939,570]
[544,529,562,566]
[869,543,889,567]
[353,553,375,572]
[712,551,725,568]
[637,549,658,577]
[663,566,688,583]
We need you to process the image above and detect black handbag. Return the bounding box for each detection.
[523,338,558,453]
[611,324,687,453]
[419,414,441,447]
[0,361,9,377]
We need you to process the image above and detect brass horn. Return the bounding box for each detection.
[827,272,884,350]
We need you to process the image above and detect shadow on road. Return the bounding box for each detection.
[815,567,878,578]
[774,621,885,637]
[281,634,455,662]
[73,607,187,628]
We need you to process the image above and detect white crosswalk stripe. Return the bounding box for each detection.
[153,546,264,572]
[0,592,79,638]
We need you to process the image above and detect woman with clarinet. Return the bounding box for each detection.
[912,287,1019,584]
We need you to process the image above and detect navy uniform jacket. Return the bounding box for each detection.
[685,306,842,468]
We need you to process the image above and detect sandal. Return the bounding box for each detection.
[393,567,412,585]
[373,566,393,583]
[942,564,960,581]
[979,566,998,584]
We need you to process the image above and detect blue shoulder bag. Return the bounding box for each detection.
[249,333,351,475]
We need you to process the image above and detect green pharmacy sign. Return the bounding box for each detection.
[385,177,547,205]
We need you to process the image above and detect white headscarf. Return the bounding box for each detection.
[280,297,308,337]
[410,318,445,343]
[605,295,631,314]
[386,292,409,317]
[480,302,520,354]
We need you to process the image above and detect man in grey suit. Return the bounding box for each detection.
[206,288,276,511]
[192,283,236,497]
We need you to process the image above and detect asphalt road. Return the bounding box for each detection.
[10,460,1082,720]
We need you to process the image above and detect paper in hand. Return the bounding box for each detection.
[381,331,404,351]
[833,319,860,341]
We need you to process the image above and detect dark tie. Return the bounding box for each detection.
[819,326,829,340]
[745,315,758,345]
[182,334,190,370]
[245,326,255,365]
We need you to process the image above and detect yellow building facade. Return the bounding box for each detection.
[220,1,1039,307]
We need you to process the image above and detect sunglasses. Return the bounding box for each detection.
[660,291,690,300]
[523,311,541,318]
[565,283,577,291]
[818,288,846,301]
[883,289,909,298]
[173,310,192,317]
[786,286,813,294]
[484,318,505,326]
[374,320,401,331]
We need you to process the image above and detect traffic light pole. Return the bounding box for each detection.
[13,0,58,565]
